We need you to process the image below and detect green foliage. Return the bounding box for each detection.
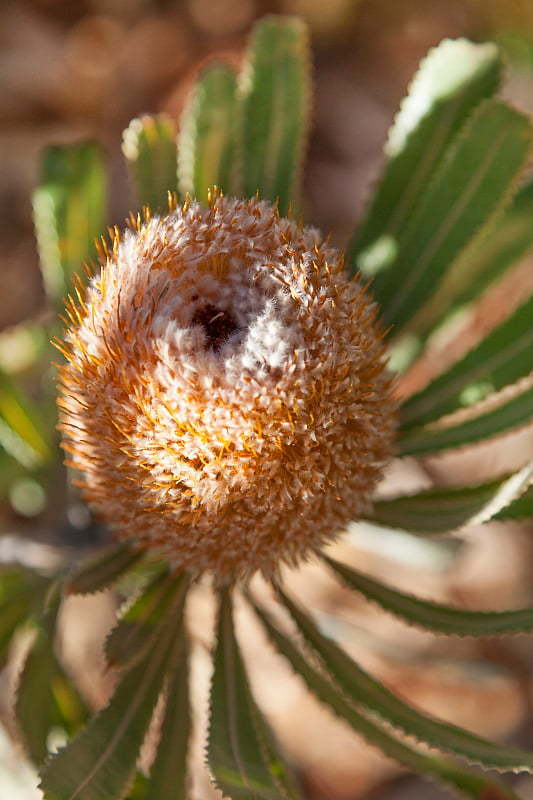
[3,14,533,800]
[123,115,178,211]
[178,63,239,204]
[208,587,300,800]
[33,142,106,302]
[239,15,311,214]
[324,555,533,636]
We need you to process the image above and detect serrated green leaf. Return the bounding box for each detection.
[397,379,533,456]
[177,63,239,204]
[324,554,533,636]
[0,368,51,467]
[65,542,144,595]
[400,294,533,431]
[40,574,190,800]
[349,39,503,278]
[407,177,533,338]
[366,100,533,336]
[248,594,521,800]
[105,567,188,668]
[370,466,533,533]
[142,632,191,800]
[240,15,311,215]
[275,583,533,773]
[16,625,87,765]
[495,482,533,521]
[0,566,50,665]
[33,143,106,301]
[122,114,178,211]
[208,586,300,800]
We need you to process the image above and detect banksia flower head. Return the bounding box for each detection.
[56,192,395,582]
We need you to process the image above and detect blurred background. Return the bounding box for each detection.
[3,1,533,798]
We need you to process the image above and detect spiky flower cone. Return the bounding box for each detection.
[56,194,395,581]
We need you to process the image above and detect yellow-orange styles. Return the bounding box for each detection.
[56,193,395,581]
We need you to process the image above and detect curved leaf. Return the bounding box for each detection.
[207,586,300,800]
[324,555,533,636]
[349,38,503,277]
[33,142,106,301]
[401,294,533,430]
[40,574,190,800]
[370,466,533,533]
[65,542,144,595]
[105,567,187,668]
[372,100,533,335]
[249,594,521,800]
[408,176,533,338]
[240,15,311,215]
[275,583,533,773]
[122,115,178,211]
[495,482,533,521]
[177,63,239,204]
[397,380,533,456]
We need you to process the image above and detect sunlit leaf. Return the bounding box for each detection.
[370,466,533,533]
[368,101,533,335]
[324,555,533,636]
[349,39,503,278]
[240,15,311,215]
[33,142,106,301]
[208,587,300,800]
[40,574,190,800]
[249,594,521,800]
[275,583,533,772]
[178,63,239,204]
[105,568,188,668]
[398,380,533,456]
[495,482,533,521]
[65,541,144,595]
[407,177,533,337]
[122,115,178,211]
[0,368,51,468]
[400,294,533,430]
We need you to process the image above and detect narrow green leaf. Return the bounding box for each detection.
[407,177,533,338]
[143,633,191,800]
[369,100,533,335]
[324,555,533,636]
[240,15,311,215]
[495,482,533,521]
[40,574,190,800]
[122,114,178,211]
[275,583,533,773]
[65,542,144,595]
[0,566,50,665]
[177,64,239,204]
[249,595,521,800]
[401,294,533,430]
[16,626,87,765]
[33,143,106,301]
[349,39,503,276]
[398,380,533,456]
[0,368,51,467]
[208,587,300,800]
[370,466,533,533]
[105,567,188,668]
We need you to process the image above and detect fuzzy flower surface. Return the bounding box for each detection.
[56,194,395,581]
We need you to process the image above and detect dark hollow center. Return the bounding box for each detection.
[191,303,240,352]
